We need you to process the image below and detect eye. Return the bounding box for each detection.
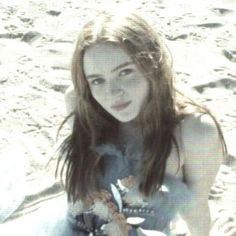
[91,78,105,85]
[119,68,133,77]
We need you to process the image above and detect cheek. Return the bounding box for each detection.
[125,76,148,95]
[90,88,108,105]
[122,76,141,92]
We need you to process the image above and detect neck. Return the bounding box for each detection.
[117,119,144,160]
[118,119,143,144]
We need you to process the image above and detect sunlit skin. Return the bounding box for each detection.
[83,43,149,123]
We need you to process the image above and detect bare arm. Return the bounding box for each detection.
[180,113,223,236]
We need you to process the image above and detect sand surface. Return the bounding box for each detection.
[0,0,236,230]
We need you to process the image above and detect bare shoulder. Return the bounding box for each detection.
[180,113,223,197]
[181,114,223,201]
[180,112,221,151]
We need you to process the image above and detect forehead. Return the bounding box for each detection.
[83,43,132,75]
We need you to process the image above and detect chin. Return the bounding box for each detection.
[114,114,138,123]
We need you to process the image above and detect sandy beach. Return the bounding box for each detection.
[0,0,235,233]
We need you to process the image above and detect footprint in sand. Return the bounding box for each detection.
[223,49,236,63]
[188,23,224,28]
[193,78,236,93]
[211,8,234,16]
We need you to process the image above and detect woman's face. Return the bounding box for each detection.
[83,43,149,123]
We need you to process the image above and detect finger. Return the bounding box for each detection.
[214,216,233,229]
[218,209,236,216]
[225,226,236,236]
[213,180,227,188]
[211,184,227,191]
[210,186,226,193]
[209,189,224,196]
[208,193,224,199]
[210,225,225,236]
[222,222,236,233]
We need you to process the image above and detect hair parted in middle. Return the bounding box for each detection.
[56,10,227,202]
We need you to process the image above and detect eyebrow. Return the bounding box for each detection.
[86,61,134,80]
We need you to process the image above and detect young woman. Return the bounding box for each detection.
[57,10,228,236]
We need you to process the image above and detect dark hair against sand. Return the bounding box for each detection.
[56,10,227,202]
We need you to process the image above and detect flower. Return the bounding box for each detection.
[68,200,85,217]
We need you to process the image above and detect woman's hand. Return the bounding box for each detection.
[208,180,227,200]
[211,211,236,236]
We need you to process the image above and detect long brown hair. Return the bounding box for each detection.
[56,10,227,202]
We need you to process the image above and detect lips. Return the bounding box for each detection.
[111,101,132,111]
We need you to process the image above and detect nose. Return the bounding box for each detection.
[106,80,124,97]
[111,88,124,97]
